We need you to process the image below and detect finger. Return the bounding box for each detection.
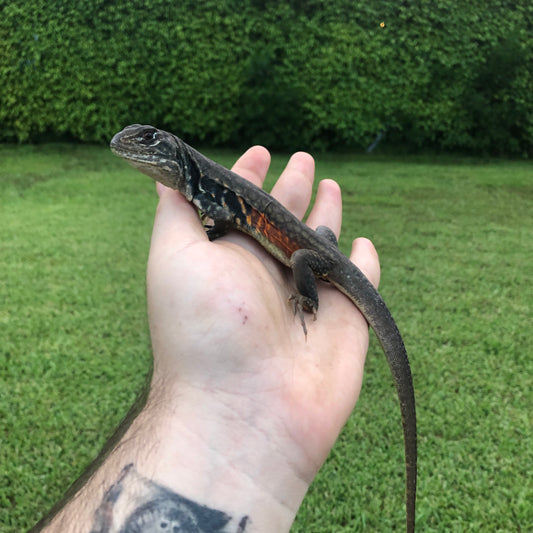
[270,152,315,220]
[305,179,342,237]
[231,145,271,187]
[155,181,169,198]
[350,238,381,289]
[150,183,206,251]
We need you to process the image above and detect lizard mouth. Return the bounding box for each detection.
[110,132,181,189]
[110,133,160,167]
[109,132,136,158]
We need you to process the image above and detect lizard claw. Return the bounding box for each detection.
[288,294,317,339]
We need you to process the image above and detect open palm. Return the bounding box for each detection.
[145,146,380,482]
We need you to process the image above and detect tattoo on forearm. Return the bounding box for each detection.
[90,464,249,533]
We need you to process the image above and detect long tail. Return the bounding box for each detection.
[332,261,417,533]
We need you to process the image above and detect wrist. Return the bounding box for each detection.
[142,376,310,532]
[39,371,311,533]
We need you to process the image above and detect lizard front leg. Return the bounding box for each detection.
[193,193,234,240]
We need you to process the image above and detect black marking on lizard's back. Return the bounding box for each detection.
[188,144,334,267]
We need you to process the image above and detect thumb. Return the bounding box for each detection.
[150,183,207,251]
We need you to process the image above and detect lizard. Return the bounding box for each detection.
[110,124,417,533]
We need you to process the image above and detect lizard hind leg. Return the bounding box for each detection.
[315,225,338,247]
[289,249,328,335]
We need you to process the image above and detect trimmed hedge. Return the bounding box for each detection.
[1,0,532,154]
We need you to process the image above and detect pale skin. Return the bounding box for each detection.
[36,146,380,533]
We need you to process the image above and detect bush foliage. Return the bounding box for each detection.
[1,0,532,154]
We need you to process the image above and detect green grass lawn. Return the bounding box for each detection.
[1,143,531,531]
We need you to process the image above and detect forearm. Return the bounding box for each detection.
[35,375,309,533]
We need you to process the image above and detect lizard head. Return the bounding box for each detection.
[110,124,185,190]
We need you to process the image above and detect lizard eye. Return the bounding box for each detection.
[139,129,157,143]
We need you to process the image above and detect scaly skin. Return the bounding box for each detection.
[110,124,417,533]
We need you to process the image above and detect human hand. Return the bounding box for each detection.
[145,146,380,521]
[33,146,381,533]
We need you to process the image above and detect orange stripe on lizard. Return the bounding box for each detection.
[246,206,299,259]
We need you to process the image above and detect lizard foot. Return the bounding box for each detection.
[288,294,317,339]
